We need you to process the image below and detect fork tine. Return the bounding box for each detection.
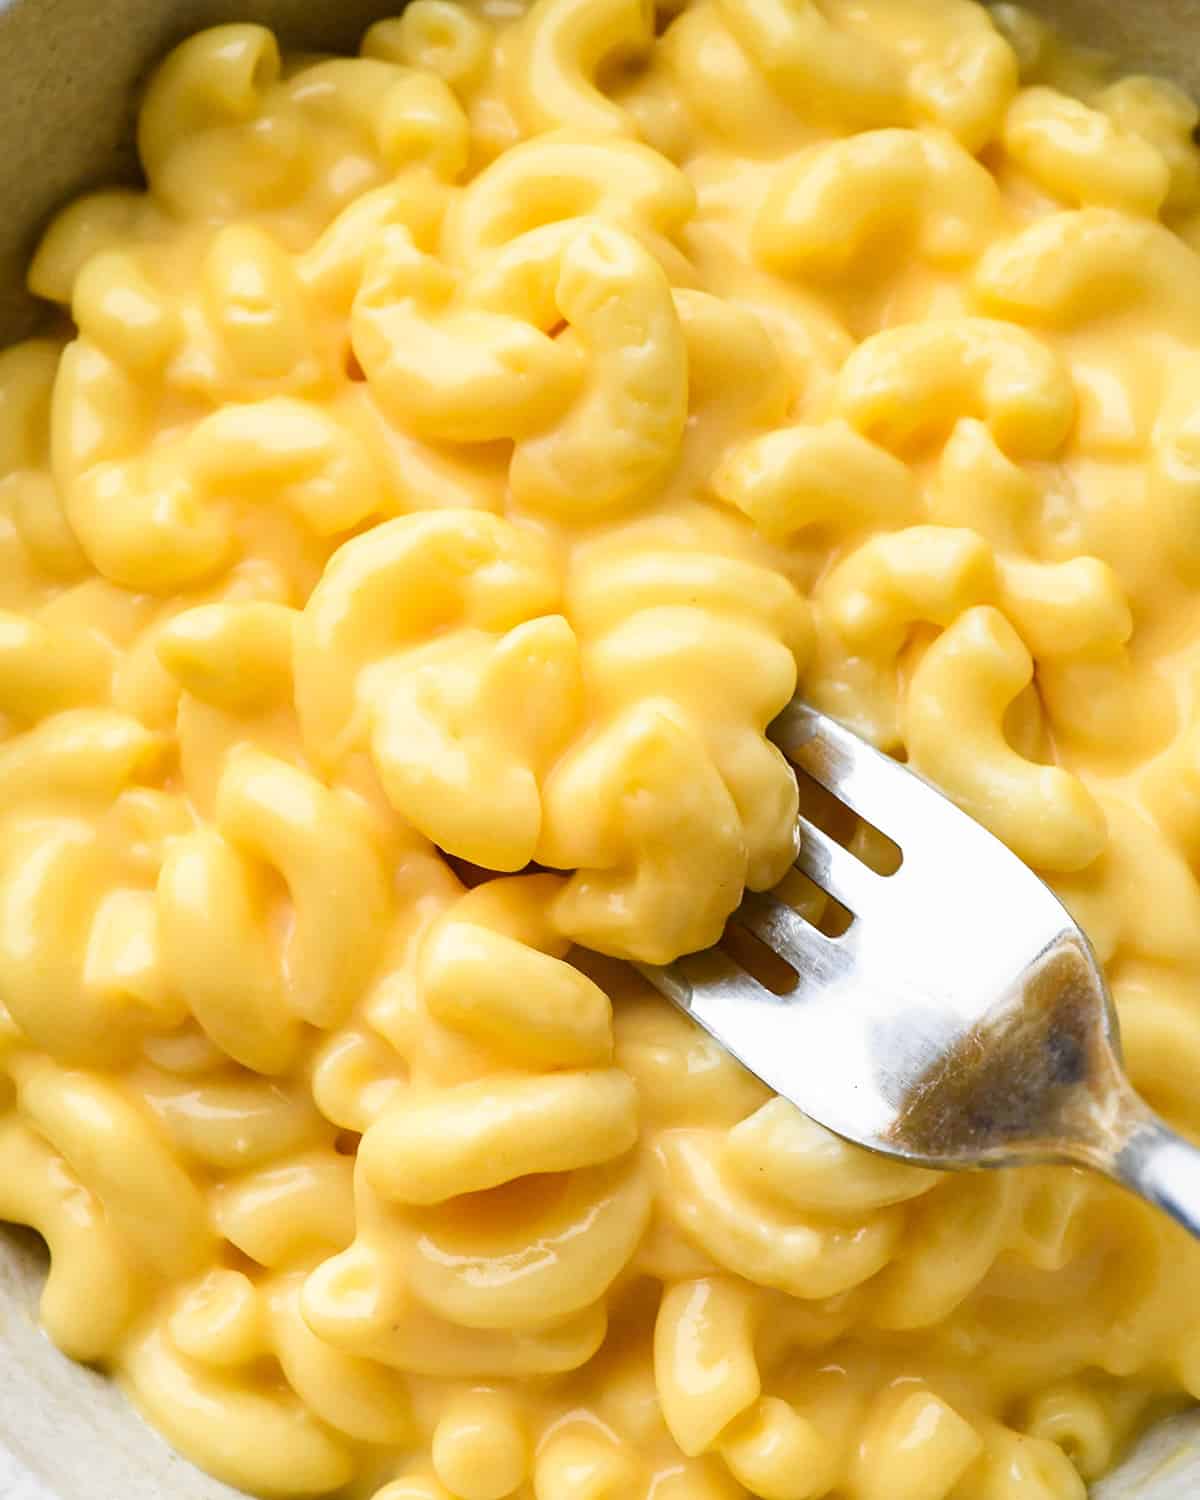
[634,955,693,1008]
[793,811,879,913]
[736,889,850,975]
[635,946,804,1083]
[771,700,944,844]
[637,940,900,1142]
[634,946,769,1015]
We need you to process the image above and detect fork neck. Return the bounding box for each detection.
[1104,1105,1200,1241]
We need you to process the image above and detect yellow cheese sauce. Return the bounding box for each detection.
[1,1,1200,1496]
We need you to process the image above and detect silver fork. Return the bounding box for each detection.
[638,701,1200,1239]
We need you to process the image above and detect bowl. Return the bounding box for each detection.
[1,0,1199,1494]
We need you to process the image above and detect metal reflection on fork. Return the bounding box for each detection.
[637,700,1200,1239]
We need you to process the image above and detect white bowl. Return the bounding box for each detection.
[1,0,1199,1493]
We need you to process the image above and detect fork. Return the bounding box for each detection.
[637,701,1200,1239]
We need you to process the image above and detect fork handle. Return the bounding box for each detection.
[1109,1111,1200,1240]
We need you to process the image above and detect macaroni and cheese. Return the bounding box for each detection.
[2,2,1200,1496]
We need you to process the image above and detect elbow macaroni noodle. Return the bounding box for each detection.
[4,2,1200,1496]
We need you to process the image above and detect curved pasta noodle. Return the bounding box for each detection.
[851,1385,983,1500]
[0,608,112,721]
[807,524,993,745]
[0,1118,141,1361]
[615,989,772,1128]
[718,1394,838,1499]
[182,400,383,538]
[213,1149,356,1266]
[547,719,731,962]
[266,1273,415,1446]
[302,1241,609,1377]
[536,536,807,957]
[874,0,1017,151]
[137,25,285,209]
[51,342,229,591]
[929,418,1162,759]
[501,223,688,518]
[295,876,653,1390]
[444,216,691,504]
[974,208,1200,334]
[279,58,469,181]
[12,1056,214,1277]
[533,1430,637,1500]
[0,796,181,1065]
[166,1269,266,1368]
[0,339,63,470]
[755,128,1001,277]
[309,1026,409,1132]
[196,222,321,389]
[296,510,560,755]
[8,471,88,580]
[714,0,905,129]
[363,4,492,95]
[122,1326,355,1497]
[28,190,148,306]
[53,336,381,592]
[655,1129,904,1299]
[718,0,1015,147]
[136,24,273,166]
[1098,74,1200,213]
[139,30,468,222]
[156,602,296,713]
[352,224,583,444]
[440,131,695,265]
[431,1388,528,1500]
[723,1098,937,1217]
[818,527,994,656]
[359,1068,638,1203]
[1056,799,1200,970]
[296,180,450,314]
[713,420,917,541]
[402,1159,650,1327]
[905,605,1107,871]
[507,0,653,135]
[673,290,791,480]
[962,1423,1089,1500]
[158,1265,417,1452]
[655,1276,762,1455]
[0,709,163,811]
[141,1071,331,1171]
[0,339,87,582]
[214,747,389,1028]
[869,1171,1023,1330]
[836,317,1075,457]
[296,510,571,869]
[421,916,613,1067]
[1019,1380,1123,1480]
[72,250,178,373]
[574,610,796,870]
[1003,86,1170,215]
[659,2,802,153]
[157,831,303,1073]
